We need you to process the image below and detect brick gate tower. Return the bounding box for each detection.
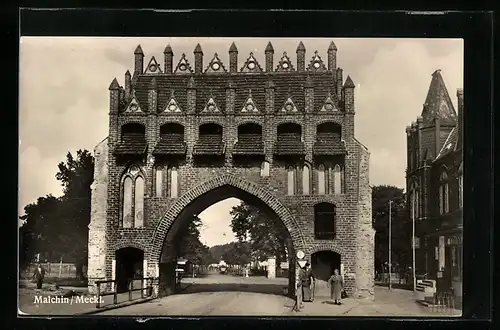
[88,40,374,300]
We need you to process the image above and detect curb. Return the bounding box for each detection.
[80,297,157,315]
[79,283,194,315]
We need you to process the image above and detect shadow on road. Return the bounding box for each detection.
[181,283,288,297]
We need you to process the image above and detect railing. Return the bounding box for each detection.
[95,277,159,309]
[431,291,455,313]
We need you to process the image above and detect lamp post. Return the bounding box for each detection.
[412,192,417,293]
[388,200,392,290]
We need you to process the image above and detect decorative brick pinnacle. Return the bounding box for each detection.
[229,42,238,53]
[109,78,120,90]
[344,76,355,88]
[297,41,306,52]
[164,44,173,54]
[265,42,274,52]
[134,45,144,55]
[194,43,203,54]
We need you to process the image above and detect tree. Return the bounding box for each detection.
[55,150,94,279]
[19,195,62,271]
[372,185,411,278]
[230,202,288,265]
[175,215,213,265]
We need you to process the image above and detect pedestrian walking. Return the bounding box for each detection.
[327,269,344,305]
[33,263,46,289]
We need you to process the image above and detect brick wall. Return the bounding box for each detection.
[88,50,373,298]
[87,137,109,294]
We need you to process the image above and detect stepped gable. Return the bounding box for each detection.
[133,72,337,113]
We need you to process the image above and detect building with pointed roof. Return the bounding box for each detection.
[87,41,373,301]
[406,70,463,308]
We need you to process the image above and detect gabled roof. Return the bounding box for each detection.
[434,125,458,161]
[421,70,457,125]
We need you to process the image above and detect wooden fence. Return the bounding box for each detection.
[22,262,87,278]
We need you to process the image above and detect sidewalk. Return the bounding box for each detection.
[288,285,461,317]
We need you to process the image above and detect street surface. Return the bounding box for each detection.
[95,274,462,316]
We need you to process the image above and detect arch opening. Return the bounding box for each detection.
[277,122,302,142]
[155,182,300,298]
[194,123,225,164]
[316,122,342,142]
[311,250,341,282]
[233,123,265,165]
[121,123,146,141]
[115,247,144,293]
[160,123,184,140]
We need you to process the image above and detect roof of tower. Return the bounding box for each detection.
[344,76,355,88]
[265,42,274,52]
[328,41,337,51]
[194,43,203,54]
[421,69,457,125]
[296,41,306,52]
[229,42,238,52]
[164,44,173,54]
[134,45,144,55]
[125,70,131,77]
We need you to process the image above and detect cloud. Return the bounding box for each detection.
[18,146,63,217]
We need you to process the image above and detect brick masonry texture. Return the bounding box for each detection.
[88,42,374,298]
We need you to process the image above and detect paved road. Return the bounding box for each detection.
[96,274,461,317]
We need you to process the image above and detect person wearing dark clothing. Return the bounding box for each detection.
[327,269,344,305]
[33,263,46,289]
[301,262,315,302]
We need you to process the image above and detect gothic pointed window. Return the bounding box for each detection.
[121,165,144,228]
[317,164,326,195]
[134,176,144,228]
[155,165,164,197]
[260,161,270,177]
[122,177,133,228]
[302,165,310,195]
[170,166,178,198]
[333,164,342,194]
[287,166,294,196]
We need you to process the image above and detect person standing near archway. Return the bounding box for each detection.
[328,269,344,305]
[301,262,315,302]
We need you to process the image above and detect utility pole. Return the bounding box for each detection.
[412,193,417,293]
[388,200,392,290]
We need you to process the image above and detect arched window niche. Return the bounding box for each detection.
[121,164,144,228]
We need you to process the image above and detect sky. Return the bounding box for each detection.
[19,37,463,246]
